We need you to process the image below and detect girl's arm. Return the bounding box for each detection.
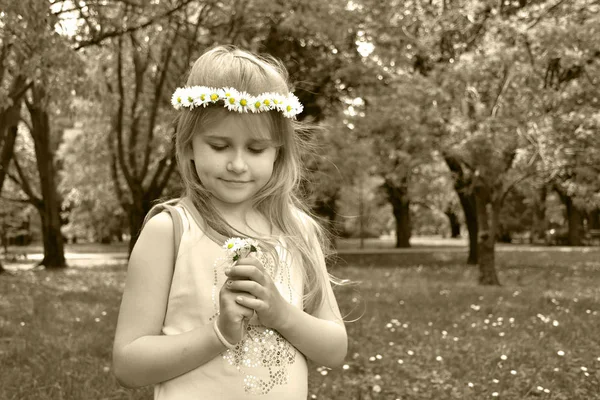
[112,213,228,388]
[228,252,348,368]
[275,271,348,368]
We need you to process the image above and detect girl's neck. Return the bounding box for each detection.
[211,200,272,237]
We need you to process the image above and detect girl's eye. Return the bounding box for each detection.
[248,147,266,154]
[209,144,227,151]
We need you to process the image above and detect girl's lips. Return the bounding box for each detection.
[221,178,251,184]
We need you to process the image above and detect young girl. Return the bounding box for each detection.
[112,45,347,399]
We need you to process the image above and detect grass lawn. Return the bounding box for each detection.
[1,247,599,399]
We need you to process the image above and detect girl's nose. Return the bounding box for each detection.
[226,151,248,173]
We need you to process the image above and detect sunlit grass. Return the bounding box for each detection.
[1,248,599,399]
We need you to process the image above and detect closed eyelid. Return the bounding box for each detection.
[203,135,273,146]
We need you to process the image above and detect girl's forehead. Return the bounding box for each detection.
[198,112,278,142]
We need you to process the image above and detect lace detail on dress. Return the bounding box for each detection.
[212,243,296,395]
[223,324,296,394]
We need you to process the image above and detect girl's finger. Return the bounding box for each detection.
[235,295,263,311]
[235,256,264,270]
[227,279,264,298]
[226,264,267,286]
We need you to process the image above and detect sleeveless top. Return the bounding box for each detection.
[154,199,308,400]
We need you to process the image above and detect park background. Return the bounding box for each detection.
[1,0,599,399]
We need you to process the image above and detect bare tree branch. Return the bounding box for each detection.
[114,36,134,188]
[74,0,196,50]
[527,0,568,30]
[10,156,42,208]
[128,32,149,180]
[490,64,513,117]
[141,19,181,178]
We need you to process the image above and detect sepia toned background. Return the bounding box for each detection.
[1,0,599,399]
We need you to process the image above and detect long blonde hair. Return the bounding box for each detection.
[170,45,333,314]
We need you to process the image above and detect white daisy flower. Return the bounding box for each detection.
[236,91,251,113]
[208,87,222,104]
[223,237,261,262]
[224,94,241,112]
[171,88,185,110]
[256,94,276,112]
[282,94,303,118]
[189,86,210,108]
[249,96,264,113]
[181,89,195,109]
[271,93,287,111]
[222,87,239,100]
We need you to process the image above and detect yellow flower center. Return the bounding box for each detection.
[229,97,236,104]
[227,243,234,249]
[177,97,181,103]
[210,93,219,101]
[240,99,247,106]
[200,94,206,100]
[254,101,261,108]
[286,105,292,112]
[263,99,270,106]
[188,96,193,103]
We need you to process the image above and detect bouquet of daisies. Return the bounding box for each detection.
[223,237,262,262]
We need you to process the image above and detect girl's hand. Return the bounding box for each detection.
[225,256,290,331]
[218,279,255,345]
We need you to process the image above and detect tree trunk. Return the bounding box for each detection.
[444,207,461,238]
[311,192,339,249]
[384,181,411,248]
[444,155,478,264]
[127,197,149,254]
[555,187,583,246]
[589,209,600,230]
[474,182,501,285]
[565,199,583,246]
[28,93,66,269]
[0,102,21,193]
[0,74,27,193]
[531,184,547,243]
[459,193,478,264]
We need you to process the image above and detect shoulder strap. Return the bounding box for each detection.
[162,204,183,257]
[143,201,184,258]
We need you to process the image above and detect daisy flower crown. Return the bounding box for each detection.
[171,86,303,119]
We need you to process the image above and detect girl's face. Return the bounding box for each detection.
[191,113,278,213]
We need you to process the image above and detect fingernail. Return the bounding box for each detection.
[224,267,231,274]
